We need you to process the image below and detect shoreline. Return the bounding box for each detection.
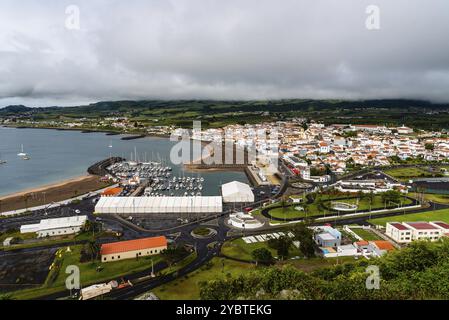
[0,175,111,213]
[0,126,245,211]
[0,175,94,200]
[1,124,170,139]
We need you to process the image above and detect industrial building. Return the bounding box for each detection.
[95,196,223,215]
[20,216,87,238]
[221,181,255,203]
[100,236,168,262]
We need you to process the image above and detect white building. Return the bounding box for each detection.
[403,222,443,241]
[228,212,264,229]
[386,221,448,243]
[20,216,87,238]
[386,222,413,243]
[221,181,255,203]
[95,196,223,215]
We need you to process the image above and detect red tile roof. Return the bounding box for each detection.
[433,222,449,230]
[406,222,438,230]
[390,223,409,231]
[101,236,167,255]
[102,187,123,196]
[371,240,395,251]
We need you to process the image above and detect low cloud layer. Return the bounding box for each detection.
[1,0,449,107]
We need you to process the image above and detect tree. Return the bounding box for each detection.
[267,236,292,260]
[381,190,401,205]
[292,223,316,258]
[425,143,434,151]
[251,248,274,266]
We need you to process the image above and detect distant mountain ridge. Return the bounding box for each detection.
[1,99,448,115]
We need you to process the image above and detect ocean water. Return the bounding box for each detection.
[0,127,248,197]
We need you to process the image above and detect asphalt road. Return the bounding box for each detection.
[3,164,448,300]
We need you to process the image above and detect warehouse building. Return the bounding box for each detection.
[20,216,87,238]
[100,236,168,262]
[95,196,223,215]
[221,181,255,203]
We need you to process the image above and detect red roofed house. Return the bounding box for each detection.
[102,187,123,197]
[403,222,443,242]
[368,240,395,257]
[386,222,412,243]
[430,221,449,235]
[100,236,168,263]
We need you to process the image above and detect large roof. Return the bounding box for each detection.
[371,240,395,251]
[101,236,167,255]
[21,216,87,233]
[389,222,410,231]
[221,181,254,203]
[432,222,449,230]
[405,222,438,230]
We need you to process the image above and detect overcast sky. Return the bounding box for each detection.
[1,0,449,107]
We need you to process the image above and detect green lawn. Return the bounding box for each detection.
[410,192,449,204]
[221,238,301,261]
[369,208,449,226]
[349,228,382,241]
[281,256,361,272]
[267,194,413,220]
[0,231,111,251]
[11,245,164,300]
[327,196,413,211]
[384,167,434,180]
[152,257,253,300]
[268,206,310,219]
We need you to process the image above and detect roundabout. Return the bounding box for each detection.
[190,227,217,239]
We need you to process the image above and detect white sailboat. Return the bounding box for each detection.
[17,144,30,160]
[17,144,27,157]
[108,140,113,148]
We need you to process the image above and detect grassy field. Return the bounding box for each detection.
[221,238,301,261]
[267,194,413,220]
[152,257,253,300]
[280,256,360,272]
[384,167,434,180]
[268,206,310,219]
[349,228,382,241]
[327,196,413,211]
[369,208,449,226]
[0,231,113,251]
[11,245,164,300]
[409,192,449,204]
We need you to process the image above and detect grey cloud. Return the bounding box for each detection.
[0,0,449,107]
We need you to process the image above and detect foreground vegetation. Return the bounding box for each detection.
[199,239,449,299]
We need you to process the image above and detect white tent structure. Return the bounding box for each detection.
[221,181,255,203]
[95,196,223,215]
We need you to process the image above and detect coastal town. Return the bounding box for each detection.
[1,0,449,306]
[1,111,449,301]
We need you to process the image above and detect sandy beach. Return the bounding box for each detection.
[0,175,111,213]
